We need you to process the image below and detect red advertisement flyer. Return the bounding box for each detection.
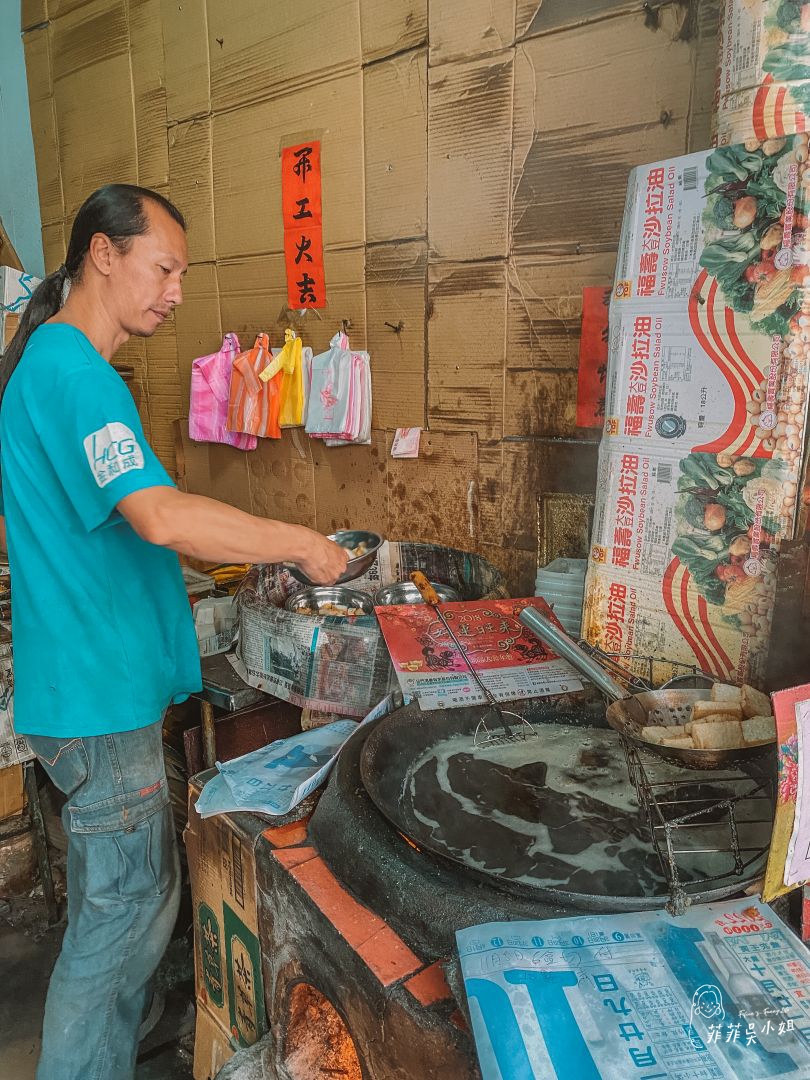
[374,597,583,710]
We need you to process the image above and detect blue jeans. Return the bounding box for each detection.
[28,720,180,1080]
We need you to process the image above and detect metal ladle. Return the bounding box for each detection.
[410,572,537,748]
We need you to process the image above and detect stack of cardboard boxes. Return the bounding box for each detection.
[583,0,810,685]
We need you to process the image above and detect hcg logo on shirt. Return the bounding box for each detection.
[83,423,144,488]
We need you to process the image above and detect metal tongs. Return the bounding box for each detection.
[409,572,537,748]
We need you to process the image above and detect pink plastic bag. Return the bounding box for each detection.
[189,333,257,450]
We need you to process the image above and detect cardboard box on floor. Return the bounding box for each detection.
[186,775,267,1080]
[193,1001,241,1080]
[0,765,24,821]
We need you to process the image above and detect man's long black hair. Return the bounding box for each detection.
[0,183,186,404]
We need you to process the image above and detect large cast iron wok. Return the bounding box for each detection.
[359,698,769,913]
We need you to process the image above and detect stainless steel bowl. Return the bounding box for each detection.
[287,530,384,586]
[285,586,375,617]
[374,581,462,606]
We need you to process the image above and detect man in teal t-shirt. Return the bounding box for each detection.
[0,184,347,1080]
[2,321,202,736]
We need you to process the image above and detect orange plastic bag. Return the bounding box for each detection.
[227,333,281,439]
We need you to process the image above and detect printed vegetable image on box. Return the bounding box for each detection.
[586,140,809,685]
[716,0,810,145]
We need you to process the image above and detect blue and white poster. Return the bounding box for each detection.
[457,898,810,1079]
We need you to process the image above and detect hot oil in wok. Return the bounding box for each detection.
[406,724,738,899]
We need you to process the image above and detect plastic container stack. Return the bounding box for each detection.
[535,559,587,638]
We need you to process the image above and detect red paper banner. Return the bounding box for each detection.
[576,285,611,428]
[281,141,326,309]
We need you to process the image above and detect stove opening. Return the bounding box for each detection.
[283,982,362,1080]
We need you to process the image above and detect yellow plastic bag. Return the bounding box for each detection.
[272,329,305,427]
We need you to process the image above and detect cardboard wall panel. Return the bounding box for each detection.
[427,261,506,441]
[174,263,222,415]
[212,73,364,260]
[387,430,478,550]
[429,0,515,66]
[511,8,695,255]
[115,335,150,437]
[428,51,514,261]
[40,221,66,274]
[360,0,427,62]
[688,0,723,152]
[160,0,210,124]
[217,248,366,358]
[215,255,284,345]
[207,0,361,111]
[364,50,427,244]
[504,369,579,439]
[51,1,136,217]
[365,240,426,429]
[205,444,253,514]
[175,421,213,496]
[311,431,388,535]
[21,0,48,31]
[515,0,639,40]
[248,435,316,525]
[507,253,616,373]
[49,0,100,16]
[478,441,504,544]
[168,119,216,264]
[145,320,182,467]
[129,0,169,190]
[22,27,64,227]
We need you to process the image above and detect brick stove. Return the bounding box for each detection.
[241,716,579,1080]
[258,817,475,1078]
[193,698,779,1080]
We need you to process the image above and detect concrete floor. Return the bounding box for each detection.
[0,911,194,1079]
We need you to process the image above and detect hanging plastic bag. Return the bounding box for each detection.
[270,329,305,427]
[227,333,282,439]
[189,333,257,450]
[305,331,355,439]
[324,346,372,447]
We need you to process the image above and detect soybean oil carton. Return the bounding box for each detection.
[716,0,810,146]
[584,139,809,686]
